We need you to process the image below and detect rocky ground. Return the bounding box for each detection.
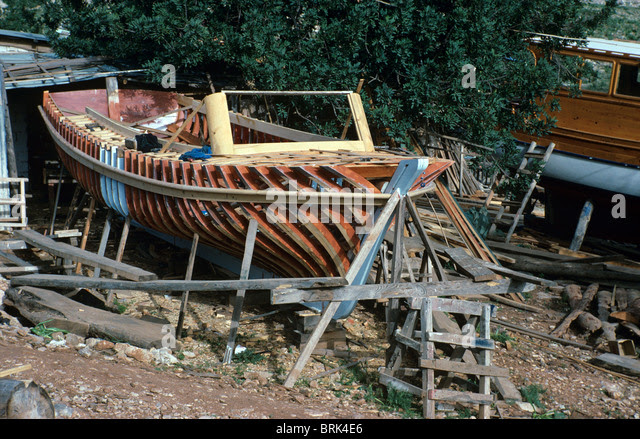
[1,204,639,421]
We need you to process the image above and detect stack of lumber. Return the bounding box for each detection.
[426,132,488,197]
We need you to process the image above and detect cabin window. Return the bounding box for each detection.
[615,63,640,97]
[580,59,613,93]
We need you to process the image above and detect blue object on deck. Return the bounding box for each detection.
[179,145,213,161]
[304,158,430,320]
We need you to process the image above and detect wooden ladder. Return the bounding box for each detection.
[420,297,506,419]
[487,141,555,243]
[379,296,508,419]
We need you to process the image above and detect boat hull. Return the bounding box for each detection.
[40,90,452,279]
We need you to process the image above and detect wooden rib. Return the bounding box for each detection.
[217,164,328,277]
[271,166,349,276]
[232,165,332,276]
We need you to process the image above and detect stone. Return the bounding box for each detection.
[64,332,84,348]
[93,340,115,351]
[54,403,74,418]
[150,347,179,365]
[77,346,92,358]
[516,401,535,412]
[125,345,153,363]
[602,382,624,400]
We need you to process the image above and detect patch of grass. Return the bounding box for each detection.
[533,410,567,419]
[233,348,265,364]
[31,319,68,340]
[112,298,128,314]
[449,407,476,419]
[520,384,547,410]
[364,385,421,418]
[491,329,514,344]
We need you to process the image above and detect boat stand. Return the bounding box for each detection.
[223,219,258,364]
[176,233,199,340]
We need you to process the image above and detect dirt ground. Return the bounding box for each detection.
[1,201,640,421]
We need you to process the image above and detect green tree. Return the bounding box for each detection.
[13,0,617,173]
[0,0,49,34]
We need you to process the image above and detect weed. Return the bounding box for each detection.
[533,410,567,419]
[491,329,514,344]
[520,384,547,410]
[112,298,128,314]
[233,348,265,364]
[31,320,68,339]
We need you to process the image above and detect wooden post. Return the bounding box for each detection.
[387,198,405,339]
[569,200,594,252]
[62,185,82,231]
[75,196,96,274]
[223,220,259,363]
[421,298,436,419]
[0,63,18,180]
[105,215,132,305]
[478,304,492,419]
[48,165,64,235]
[204,92,234,155]
[176,233,200,340]
[93,209,113,278]
[106,76,121,121]
[340,78,365,140]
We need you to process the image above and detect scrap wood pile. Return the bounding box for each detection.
[485,229,640,366]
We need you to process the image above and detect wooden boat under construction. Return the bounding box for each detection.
[38,88,453,283]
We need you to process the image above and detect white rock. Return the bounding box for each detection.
[151,347,179,365]
[516,402,536,412]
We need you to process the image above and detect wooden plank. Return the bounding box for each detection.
[10,273,346,292]
[283,301,341,388]
[590,353,640,377]
[443,247,499,282]
[425,332,495,350]
[429,389,494,405]
[394,330,422,353]
[478,260,557,287]
[0,364,32,378]
[14,229,156,282]
[419,359,509,377]
[429,297,489,317]
[379,369,423,397]
[271,278,536,304]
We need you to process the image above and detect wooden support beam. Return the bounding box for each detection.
[569,200,594,252]
[93,209,113,278]
[14,227,156,282]
[75,196,96,274]
[443,247,500,282]
[10,273,345,292]
[105,215,132,305]
[224,220,258,364]
[176,233,199,340]
[48,165,64,235]
[272,278,535,304]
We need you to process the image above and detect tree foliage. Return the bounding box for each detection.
[0,0,618,171]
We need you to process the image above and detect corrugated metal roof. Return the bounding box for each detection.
[0,28,145,89]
